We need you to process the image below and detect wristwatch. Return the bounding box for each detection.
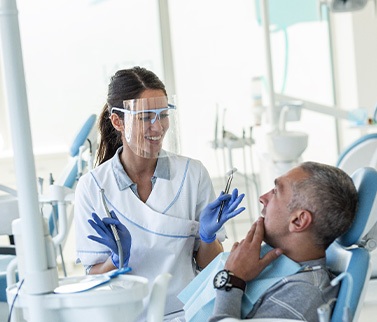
[213,269,246,292]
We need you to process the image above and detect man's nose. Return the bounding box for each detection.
[259,192,268,206]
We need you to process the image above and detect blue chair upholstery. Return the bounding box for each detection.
[0,186,18,302]
[337,133,377,176]
[0,255,16,302]
[326,167,377,322]
[48,114,97,236]
[69,114,97,158]
[336,133,377,279]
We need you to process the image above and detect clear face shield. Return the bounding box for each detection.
[111,96,180,158]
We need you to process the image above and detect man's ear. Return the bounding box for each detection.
[289,210,312,232]
[110,113,123,131]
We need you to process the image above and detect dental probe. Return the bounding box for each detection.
[217,167,238,223]
[100,189,124,269]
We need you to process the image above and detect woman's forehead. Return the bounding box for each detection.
[139,89,165,99]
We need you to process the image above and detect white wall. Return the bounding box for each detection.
[1,1,377,191]
[1,0,377,276]
[332,2,377,149]
[0,0,165,189]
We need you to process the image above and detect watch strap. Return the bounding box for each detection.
[227,272,246,292]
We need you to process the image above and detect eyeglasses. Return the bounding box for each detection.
[111,104,176,124]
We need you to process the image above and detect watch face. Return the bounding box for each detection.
[213,270,229,288]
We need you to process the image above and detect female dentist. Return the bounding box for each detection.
[74,67,245,320]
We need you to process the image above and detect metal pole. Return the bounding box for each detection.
[0,0,58,305]
[157,0,176,97]
[260,0,278,131]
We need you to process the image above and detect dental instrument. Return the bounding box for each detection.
[100,188,124,269]
[217,168,237,223]
[54,267,131,294]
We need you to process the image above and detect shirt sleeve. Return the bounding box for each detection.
[249,280,331,321]
[208,288,243,322]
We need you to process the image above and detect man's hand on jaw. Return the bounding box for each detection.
[224,217,283,282]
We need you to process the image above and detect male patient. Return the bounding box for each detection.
[209,161,358,321]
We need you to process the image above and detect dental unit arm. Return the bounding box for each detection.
[275,93,368,124]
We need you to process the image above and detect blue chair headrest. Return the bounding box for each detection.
[336,133,377,167]
[337,167,377,247]
[69,114,97,157]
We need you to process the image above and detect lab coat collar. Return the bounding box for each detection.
[111,146,171,191]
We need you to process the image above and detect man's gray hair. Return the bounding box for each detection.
[287,161,358,248]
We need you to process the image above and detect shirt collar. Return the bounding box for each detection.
[111,147,170,190]
[299,257,327,271]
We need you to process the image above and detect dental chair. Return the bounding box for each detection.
[217,166,377,322]
[0,114,97,304]
[45,113,97,276]
[337,133,377,175]
[326,166,377,322]
[46,114,97,242]
[336,132,377,278]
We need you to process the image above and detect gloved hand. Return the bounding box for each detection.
[199,188,245,243]
[88,211,132,269]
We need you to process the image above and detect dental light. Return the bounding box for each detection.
[330,0,368,12]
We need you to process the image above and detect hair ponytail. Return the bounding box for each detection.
[96,103,123,166]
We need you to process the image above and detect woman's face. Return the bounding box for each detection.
[125,89,169,158]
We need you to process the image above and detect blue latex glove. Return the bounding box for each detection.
[199,188,245,243]
[88,211,132,269]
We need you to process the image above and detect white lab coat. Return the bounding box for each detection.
[75,151,225,319]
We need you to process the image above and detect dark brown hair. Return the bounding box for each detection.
[96,67,167,165]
